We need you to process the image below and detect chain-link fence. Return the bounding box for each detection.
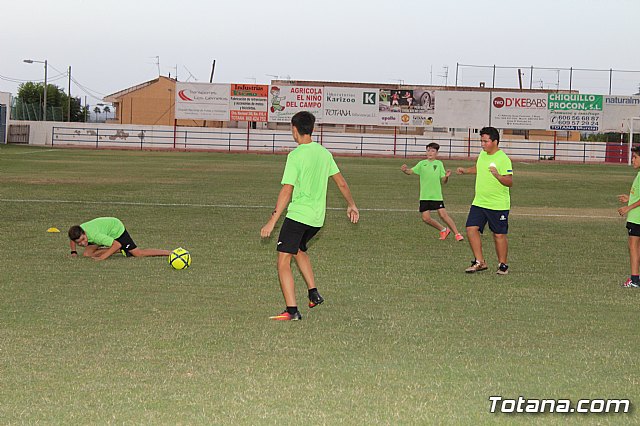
[10,101,65,121]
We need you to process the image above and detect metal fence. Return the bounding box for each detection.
[46,124,626,163]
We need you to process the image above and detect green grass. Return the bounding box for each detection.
[1,144,639,424]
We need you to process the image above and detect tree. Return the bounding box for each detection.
[93,106,101,122]
[15,82,84,122]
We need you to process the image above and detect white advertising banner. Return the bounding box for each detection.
[601,96,640,132]
[175,83,230,120]
[490,92,549,129]
[230,84,269,122]
[267,85,324,123]
[378,88,435,127]
[433,91,490,129]
[323,87,379,125]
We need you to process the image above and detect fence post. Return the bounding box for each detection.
[583,142,587,163]
[184,130,188,149]
[538,141,541,160]
[393,127,397,156]
[449,138,452,158]
[51,127,55,146]
[95,128,99,148]
[360,136,363,157]
[246,124,250,151]
[272,134,275,153]
[140,130,144,150]
[228,133,231,151]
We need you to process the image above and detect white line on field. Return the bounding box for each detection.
[0,149,59,155]
[0,198,620,219]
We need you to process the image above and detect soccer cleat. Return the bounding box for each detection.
[455,233,464,242]
[439,228,451,240]
[120,249,132,257]
[496,263,509,275]
[465,259,488,273]
[622,278,640,288]
[308,291,324,308]
[269,310,302,321]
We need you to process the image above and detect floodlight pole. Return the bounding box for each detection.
[23,59,48,120]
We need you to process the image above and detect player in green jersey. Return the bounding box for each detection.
[401,142,463,241]
[68,217,171,261]
[617,146,640,287]
[457,127,513,275]
[261,111,359,321]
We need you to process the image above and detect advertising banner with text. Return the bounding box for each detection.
[490,92,549,129]
[175,82,230,120]
[230,84,269,122]
[547,93,603,131]
[267,85,324,123]
[378,88,435,127]
[601,96,640,132]
[323,87,379,125]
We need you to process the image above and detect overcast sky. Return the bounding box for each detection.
[1,0,639,105]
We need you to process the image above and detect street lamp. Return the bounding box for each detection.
[24,59,48,121]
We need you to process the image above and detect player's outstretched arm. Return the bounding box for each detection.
[69,240,78,257]
[331,173,359,224]
[618,194,630,204]
[400,164,413,175]
[95,240,123,261]
[261,184,294,238]
[456,166,477,175]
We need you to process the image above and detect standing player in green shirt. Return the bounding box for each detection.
[617,146,640,287]
[261,111,359,321]
[68,217,171,261]
[456,127,513,275]
[401,142,464,241]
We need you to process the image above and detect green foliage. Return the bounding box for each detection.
[14,81,84,121]
[0,146,639,424]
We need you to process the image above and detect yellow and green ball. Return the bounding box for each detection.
[169,248,191,270]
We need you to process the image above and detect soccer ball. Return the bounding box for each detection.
[169,247,191,270]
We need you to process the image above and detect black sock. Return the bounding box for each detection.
[308,288,319,298]
[286,306,298,315]
[632,275,639,284]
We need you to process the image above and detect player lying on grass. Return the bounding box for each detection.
[68,217,171,261]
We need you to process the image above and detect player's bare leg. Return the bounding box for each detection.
[628,236,640,276]
[493,234,508,265]
[129,248,171,257]
[293,250,316,290]
[276,252,297,307]
[437,208,461,235]
[466,226,483,260]
[421,211,445,231]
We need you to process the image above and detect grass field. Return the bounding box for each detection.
[1,144,639,424]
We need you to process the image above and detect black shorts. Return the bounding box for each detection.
[627,222,640,237]
[420,200,445,212]
[277,218,321,254]
[465,205,509,234]
[116,229,137,253]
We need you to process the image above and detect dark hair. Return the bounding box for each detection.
[426,142,440,151]
[68,225,85,241]
[480,126,500,144]
[632,146,640,156]
[291,111,315,136]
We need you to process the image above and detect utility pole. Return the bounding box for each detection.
[67,66,71,122]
